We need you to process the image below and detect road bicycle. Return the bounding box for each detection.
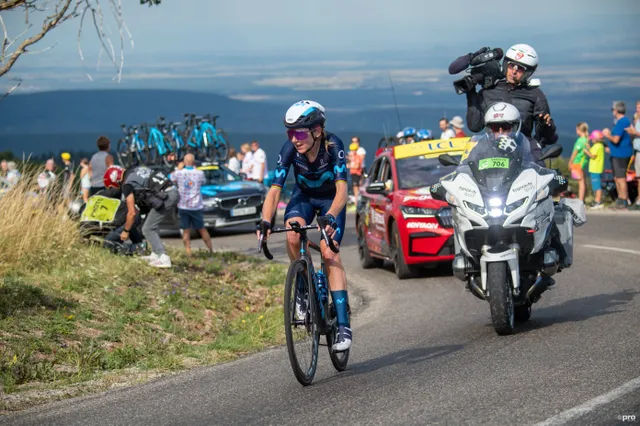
[258,217,350,385]
[117,124,149,168]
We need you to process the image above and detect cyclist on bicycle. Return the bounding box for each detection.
[257,100,352,352]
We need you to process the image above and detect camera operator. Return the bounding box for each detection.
[453,44,557,164]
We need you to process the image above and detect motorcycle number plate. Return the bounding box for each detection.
[478,157,510,170]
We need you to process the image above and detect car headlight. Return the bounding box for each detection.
[505,197,528,214]
[401,206,437,218]
[203,197,221,208]
[463,200,486,216]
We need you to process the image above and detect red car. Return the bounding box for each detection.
[355,138,469,279]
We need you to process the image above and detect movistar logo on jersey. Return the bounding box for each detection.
[334,164,346,174]
[297,171,334,188]
[275,169,287,178]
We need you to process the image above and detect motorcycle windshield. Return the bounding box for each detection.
[459,132,535,193]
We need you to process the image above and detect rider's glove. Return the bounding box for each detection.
[257,220,271,238]
[322,214,338,230]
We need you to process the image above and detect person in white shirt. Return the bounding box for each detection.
[241,142,253,178]
[251,140,268,182]
[439,117,456,140]
[227,148,242,174]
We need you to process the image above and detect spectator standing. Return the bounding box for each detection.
[0,160,7,179]
[89,136,114,196]
[584,130,605,209]
[60,152,75,201]
[449,116,467,138]
[347,136,365,199]
[240,142,253,178]
[251,140,268,183]
[170,153,214,256]
[227,147,241,174]
[602,101,633,209]
[569,122,589,202]
[624,100,640,210]
[439,118,456,140]
[37,159,57,193]
[79,158,91,203]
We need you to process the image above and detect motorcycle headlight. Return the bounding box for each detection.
[401,206,437,218]
[463,200,486,216]
[505,197,528,214]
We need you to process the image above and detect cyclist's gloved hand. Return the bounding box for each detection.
[256,220,271,241]
[319,214,338,239]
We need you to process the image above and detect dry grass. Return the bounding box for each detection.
[0,168,80,274]
[0,179,287,412]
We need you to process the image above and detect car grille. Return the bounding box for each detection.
[220,195,263,210]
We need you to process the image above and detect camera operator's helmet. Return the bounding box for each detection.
[484,102,522,136]
[284,100,326,129]
[402,127,417,138]
[104,165,125,189]
[504,44,538,83]
[416,129,432,141]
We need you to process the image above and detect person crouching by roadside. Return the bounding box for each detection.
[99,165,145,254]
[170,153,214,256]
[584,130,605,209]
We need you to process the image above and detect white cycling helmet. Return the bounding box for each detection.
[284,100,326,129]
[504,43,538,83]
[484,102,522,136]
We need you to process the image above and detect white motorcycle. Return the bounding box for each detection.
[431,133,586,335]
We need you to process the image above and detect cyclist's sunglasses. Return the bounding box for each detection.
[487,122,513,132]
[287,129,311,140]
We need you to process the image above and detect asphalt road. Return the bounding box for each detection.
[5,212,640,426]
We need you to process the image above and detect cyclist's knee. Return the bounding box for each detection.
[286,230,301,247]
[321,244,341,264]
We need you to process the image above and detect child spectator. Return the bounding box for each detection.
[569,122,589,201]
[584,130,605,209]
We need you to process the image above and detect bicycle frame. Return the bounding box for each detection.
[259,220,340,333]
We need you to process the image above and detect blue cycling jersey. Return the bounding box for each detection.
[271,132,348,198]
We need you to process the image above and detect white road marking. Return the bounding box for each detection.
[533,376,640,426]
[582,244,640,256]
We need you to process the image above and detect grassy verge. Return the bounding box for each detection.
[0,175,287,412]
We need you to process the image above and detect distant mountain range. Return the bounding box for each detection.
[0,88,634,161]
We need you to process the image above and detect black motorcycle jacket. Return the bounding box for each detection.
[465,79,558,150]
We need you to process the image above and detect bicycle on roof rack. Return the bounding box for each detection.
[258,217,350,386]
[117,124,149,168]
[143,117,177,167]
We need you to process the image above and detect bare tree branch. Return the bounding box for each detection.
[0,77,22,100]
[0,0,161,95]
[0,0,74,78]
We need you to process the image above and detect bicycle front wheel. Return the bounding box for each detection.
[284,260,319,386]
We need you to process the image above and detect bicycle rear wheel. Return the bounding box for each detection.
[117,138,132,168]
[326,303,350,371]
[214,129,229,162]
[284,260,319,386]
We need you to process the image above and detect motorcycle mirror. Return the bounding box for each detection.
[439,154,460,167]
[539,145,563,161]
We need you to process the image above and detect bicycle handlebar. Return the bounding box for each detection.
[257,222,339,260]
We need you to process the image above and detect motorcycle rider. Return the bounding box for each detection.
[482,102,569,270]
[465,44,557,164]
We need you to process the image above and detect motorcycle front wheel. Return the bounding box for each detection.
[487,261,515,335]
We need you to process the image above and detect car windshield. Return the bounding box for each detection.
[396,155,461,190]
[201,166,241,184]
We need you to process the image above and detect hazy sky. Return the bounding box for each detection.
[1,0,639,92]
